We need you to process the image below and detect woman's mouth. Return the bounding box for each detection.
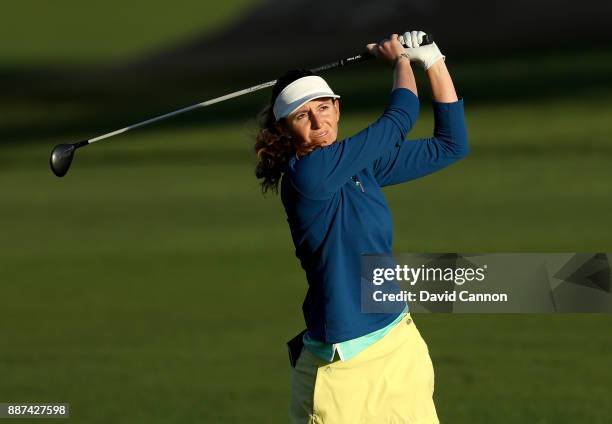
[312,131,328,139]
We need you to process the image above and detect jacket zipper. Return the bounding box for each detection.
[351,176,365,193]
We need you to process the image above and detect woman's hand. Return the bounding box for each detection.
[366,34,408,66]
[401,30,445,70]
[366,34,417,95]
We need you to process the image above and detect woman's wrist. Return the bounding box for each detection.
[394,53,411,67]
[393,55,418,95]
[424,59,446,75]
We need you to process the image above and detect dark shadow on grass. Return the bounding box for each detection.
[6,144,612,174]
[2,49,612,145]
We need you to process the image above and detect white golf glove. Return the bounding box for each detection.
[399,30,445,70]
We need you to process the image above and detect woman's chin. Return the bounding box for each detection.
[318,138,336,147]
[303,137,336,150]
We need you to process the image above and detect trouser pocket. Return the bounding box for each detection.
[287,329,307,368]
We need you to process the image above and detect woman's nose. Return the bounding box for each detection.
[310,112,322,129]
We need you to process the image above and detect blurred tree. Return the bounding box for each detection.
[124,0,612,74]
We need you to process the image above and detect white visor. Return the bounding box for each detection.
[273,75,340,121]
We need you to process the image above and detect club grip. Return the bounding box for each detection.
[398,32,434,47]
[310,32,435,73]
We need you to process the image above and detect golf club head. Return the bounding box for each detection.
[50,143,77,177]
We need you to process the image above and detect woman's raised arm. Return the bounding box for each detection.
[426,60,458,103]
[366,33,418,97]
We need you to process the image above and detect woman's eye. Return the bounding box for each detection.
[296,114,306,120]
[320,105,329,111]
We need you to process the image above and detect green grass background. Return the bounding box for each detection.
[3,97,612,422]
[0,0,260,66]
[1,2,612,423]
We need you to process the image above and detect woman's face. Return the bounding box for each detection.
[282,98,340,151]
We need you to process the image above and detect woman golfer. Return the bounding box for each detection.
[255,31,467,423]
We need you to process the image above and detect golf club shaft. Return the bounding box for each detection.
[82,33,433,146]
[86,80,277,144]
[311,34,433,73]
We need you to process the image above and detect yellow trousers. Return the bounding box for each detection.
[289,313,439,423]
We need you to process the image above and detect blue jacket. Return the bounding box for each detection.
[281,88,468,343]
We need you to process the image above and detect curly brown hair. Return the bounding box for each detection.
[254,69,314,194]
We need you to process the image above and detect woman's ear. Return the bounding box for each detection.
[334,99,341,122]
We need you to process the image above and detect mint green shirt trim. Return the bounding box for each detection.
[303,304,409,362]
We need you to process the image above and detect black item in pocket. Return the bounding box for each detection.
[287,329,307,368]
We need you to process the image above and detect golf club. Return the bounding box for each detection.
[50,33,433,177]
